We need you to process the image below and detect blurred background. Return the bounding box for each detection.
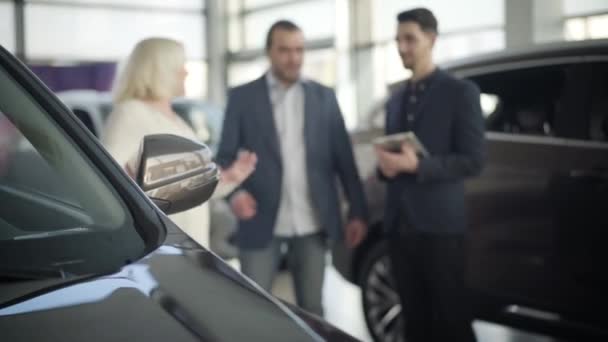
[1,0,607,131]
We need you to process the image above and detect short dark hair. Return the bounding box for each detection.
[265,20,301,51]
[397,8,438,34]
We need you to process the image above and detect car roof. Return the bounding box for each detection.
[386,39,608,92]
[442,38,608,73]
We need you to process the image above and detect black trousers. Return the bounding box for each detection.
[388,230,477,342]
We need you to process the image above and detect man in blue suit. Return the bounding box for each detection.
[216,20,368,316]
[375,8,485,342]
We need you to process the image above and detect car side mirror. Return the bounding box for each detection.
[135,134,219,215]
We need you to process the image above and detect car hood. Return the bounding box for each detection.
[0,237,358,342]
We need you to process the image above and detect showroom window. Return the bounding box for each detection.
[226,0,337,88]
[369,0,505,100]
[371,0,504,42]
[25,2,206,61]
[5,0,208,98]
[226,0,352,128]
[563,0,608,40]
[0,1,15,53]
[227,56,267,88]
[228,0,335,53]
[565,14,608,40]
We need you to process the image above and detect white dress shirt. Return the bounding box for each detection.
[266,72,321,237]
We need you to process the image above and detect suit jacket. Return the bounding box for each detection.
[216,75,368,249]
[382,69,485,235]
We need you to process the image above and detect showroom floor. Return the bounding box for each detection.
[269,265,566,342]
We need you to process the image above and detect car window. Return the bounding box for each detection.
[0,61,145,279]
[0,107,127,235]
[469,64,564,137]
[586,63,608,143]
[360,84,504,132]
[0,110,79,207]
[469,62,608,142]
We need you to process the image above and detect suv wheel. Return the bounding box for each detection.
[359,241,404,342]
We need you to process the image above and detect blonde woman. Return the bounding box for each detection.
[102,37,256,248]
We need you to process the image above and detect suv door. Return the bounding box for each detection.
[464,60,608,338]
[546,62,608,324]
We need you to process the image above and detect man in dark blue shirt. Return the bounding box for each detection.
[375,8,485,342]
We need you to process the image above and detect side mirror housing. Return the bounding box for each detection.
[135,134,219,215]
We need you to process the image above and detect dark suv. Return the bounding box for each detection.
[333,39,608,341]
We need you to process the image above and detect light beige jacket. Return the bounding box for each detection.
[102,99,235,248]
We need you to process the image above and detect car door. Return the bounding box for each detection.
[464,62,564,323]
[463,59,608,338]
[545,61,608,322]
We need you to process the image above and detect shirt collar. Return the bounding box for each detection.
[266,70,303,91]
[408,67,440,92]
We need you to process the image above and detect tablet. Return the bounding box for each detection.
[373,132,429,157]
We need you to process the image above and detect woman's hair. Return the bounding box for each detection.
[113,37,186,103]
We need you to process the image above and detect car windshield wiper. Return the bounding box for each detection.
[0,267,68,282]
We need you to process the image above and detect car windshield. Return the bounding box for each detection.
[0,56,145,282]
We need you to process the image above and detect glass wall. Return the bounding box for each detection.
[225,0,508,129]
[227,0,336,83]
[564,0,608,41]
[5,0,608,123]
[227,49,336,87]
[241,0,335,50]
[370,0,505,100]
[372,0,504,43]
[564,0,608,16]
[0,1,15,53]
[3,0,208,98]
[225,0,343,123]
[25,4,206,61]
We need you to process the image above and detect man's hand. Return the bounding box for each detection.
[230,190,257,220]
[345,218,367,249]
[220,150,257,184]
[375,143,419,179]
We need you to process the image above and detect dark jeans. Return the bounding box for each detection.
[388,230,477,342]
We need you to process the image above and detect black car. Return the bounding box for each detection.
[0,45,358,341]
[332,39,608,342]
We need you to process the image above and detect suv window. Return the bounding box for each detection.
[587,63,608,143]
[0,62,145,279]
[470,62,608,142]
